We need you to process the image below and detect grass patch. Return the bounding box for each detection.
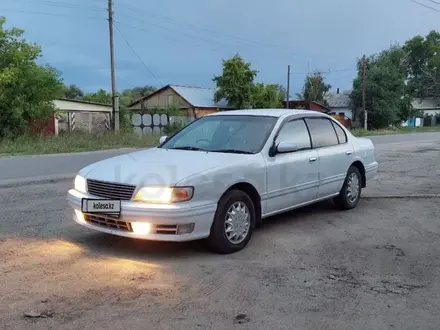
[2,125,439,156]
[351,126,440,137]
[0,130,159,156]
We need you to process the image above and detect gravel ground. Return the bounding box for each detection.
[1,135,439,330]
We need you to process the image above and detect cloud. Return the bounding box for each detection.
[2,0,439,93]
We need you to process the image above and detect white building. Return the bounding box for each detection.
[54,99,112,134]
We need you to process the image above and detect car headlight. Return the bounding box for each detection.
[133,186,193,203]
[74,175,87,194]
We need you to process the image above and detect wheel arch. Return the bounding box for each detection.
[351,160,366,188]
[221,182,262,227]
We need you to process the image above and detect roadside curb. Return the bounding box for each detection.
[0,173,76,188]
[363,194,440,199]
[0,147,139,159]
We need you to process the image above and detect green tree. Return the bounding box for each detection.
[296,71,331,106]
[82,89,112,104]
[350,46,412,129]
[0,16,63,137]
[62,84,84,100]
[120,85,157,107]
[252,83,284,108]
[403,30,440,100]
[213,54,257,109]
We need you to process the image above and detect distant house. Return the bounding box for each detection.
[283,99,351,128]
[28,98,112,136]
[411,97,440,116]
[283,100,329,112]
[324,89,353,120]
[129,84,232,118]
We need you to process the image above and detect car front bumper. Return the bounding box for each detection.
[67,189,217,242]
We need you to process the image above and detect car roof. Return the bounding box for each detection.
[207,109,318,118]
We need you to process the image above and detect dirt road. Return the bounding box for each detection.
[1,137,439,329]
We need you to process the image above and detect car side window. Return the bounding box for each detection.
[276,119,311,150]
[304,117,339,148]
[331,121,347,144]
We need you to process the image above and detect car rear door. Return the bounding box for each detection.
[304,117,354,199]
[264,118,320,215]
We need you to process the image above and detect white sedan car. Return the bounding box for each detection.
[67,109,378,254]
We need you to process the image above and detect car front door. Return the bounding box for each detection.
[264,118,320,215]
[304,117,354,198]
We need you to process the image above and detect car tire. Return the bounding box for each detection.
[334,165,362,210]
[207,189,255,254]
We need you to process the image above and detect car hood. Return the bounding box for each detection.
[79,147,248,186]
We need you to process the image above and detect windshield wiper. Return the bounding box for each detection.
[169,146,206,151]
[209,149,253,154]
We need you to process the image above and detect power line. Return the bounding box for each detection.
[427,0,440,5]
[4,3,341,67]
[119,5,312,62]
[115,16,232,52]
[409,0,440,12]
[3,3,351,82]
[113,23,162,85]
[0,8,105,20]
[290,67,355,75]
[18,0,106,11]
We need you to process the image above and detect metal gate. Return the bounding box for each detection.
[131,112,169,136]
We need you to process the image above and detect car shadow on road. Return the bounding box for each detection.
[259,200,340,230]
[69,200,341,262]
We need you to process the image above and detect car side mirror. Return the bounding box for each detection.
[276,141,298,153]
[159,136,168,144]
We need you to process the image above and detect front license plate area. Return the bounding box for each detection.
[81,198,121,217]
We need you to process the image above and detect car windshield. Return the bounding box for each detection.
[160,115,278,154]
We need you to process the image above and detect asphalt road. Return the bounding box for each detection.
[1,132,440,184]
[0,133,440,329]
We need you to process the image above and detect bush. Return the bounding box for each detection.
[0,130,159,155]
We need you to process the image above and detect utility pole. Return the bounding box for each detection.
[108,0,119,131]
[362,54,367,130]
[286,65,290,109]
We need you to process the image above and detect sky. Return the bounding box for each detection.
[1,0,440,95]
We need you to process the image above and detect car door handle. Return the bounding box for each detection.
[309,157,317,163]
[346,150,353,155]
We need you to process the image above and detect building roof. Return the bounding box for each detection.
[411,97,440,110]
[53,99,112,112]
[171,85,230,108]
[129,84,231,108]
[208,109,315,118]
[56,98,112,107]
[324,90,351,108]
[284,100,330,112]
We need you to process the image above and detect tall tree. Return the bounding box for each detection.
[213,54,257,109]
[350,46,412,129]
[252,83,285,108]
[82,89,112,104]
[296,71,331,105]
[403,30,440,101]
[120,85,157,107]
[62,84,84,100]
[0,16,63,137]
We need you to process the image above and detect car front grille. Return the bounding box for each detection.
[86,179,136,200]
[84,213,132,232]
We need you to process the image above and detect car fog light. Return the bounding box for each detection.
[131,222,151,235]
[177,223,195,234]
[74,210,86,224]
